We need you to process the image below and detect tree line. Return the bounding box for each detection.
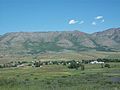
[0,58,119,69]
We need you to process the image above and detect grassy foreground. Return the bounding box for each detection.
[0,63,120,90]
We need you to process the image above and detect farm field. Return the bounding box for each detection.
[0,51,120,64]
[0,51,120,90]
[0,62,120,90]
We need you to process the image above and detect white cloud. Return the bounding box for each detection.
[101,19,105,23]
[69,19,78,24]
[92,21,96,25]
[79,20,84,24]
[95,16,103,20]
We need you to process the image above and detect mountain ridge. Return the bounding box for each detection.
[0,28,120,54]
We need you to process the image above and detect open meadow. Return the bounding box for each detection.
[0,51,120,64]
[0,52,120,90]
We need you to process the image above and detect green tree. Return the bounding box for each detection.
[68,60,80,70]
[104,64,110,68]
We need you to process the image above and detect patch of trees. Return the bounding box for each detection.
[31,60,82,69]
[100,63,111,68]
[67,60,80,70]
[0,61,28,68]
[0,60,84,70]
[33,61,43,67]
[67,60,85,70]
[97,58,120,62]
[104,64,110,68]
[81,58,120,64]
[0,58,118,69]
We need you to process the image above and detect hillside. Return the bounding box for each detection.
[92,28,120,51]
[0,28,120,54]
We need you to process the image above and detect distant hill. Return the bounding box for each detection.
[91,28,120,51]
[0,28,120,54]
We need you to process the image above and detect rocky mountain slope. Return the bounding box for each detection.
[91,28,120,51]
[0,28,120,54]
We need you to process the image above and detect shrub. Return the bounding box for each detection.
[34,77,38,80]
[68,60,80,70]
[104,64,110,68]
[0,65,3,68]
[34,61,42,67]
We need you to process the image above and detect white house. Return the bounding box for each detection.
[90,61,104,64]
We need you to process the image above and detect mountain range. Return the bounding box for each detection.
[0,28,120,54]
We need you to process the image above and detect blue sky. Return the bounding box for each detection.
[0,0,120,34]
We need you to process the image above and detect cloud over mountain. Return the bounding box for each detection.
[69,20,78,24]
[95,16,103,20]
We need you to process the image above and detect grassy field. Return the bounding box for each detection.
[0,62,120,90]
[0,51,120,90]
